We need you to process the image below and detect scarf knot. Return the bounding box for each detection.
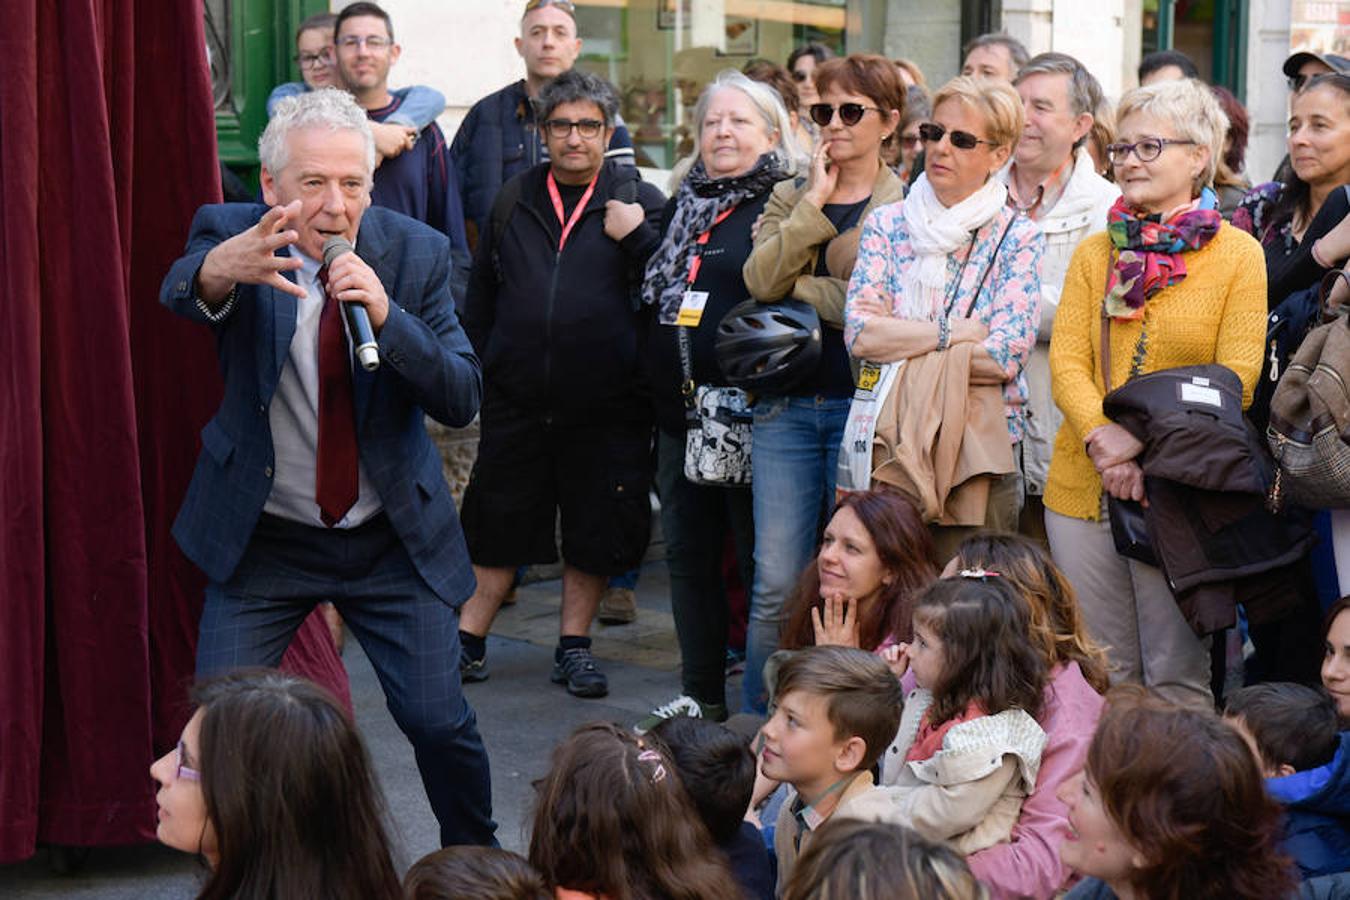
[642,154,787,324]
[895,173,1008,321]
[1104,186,1222,321]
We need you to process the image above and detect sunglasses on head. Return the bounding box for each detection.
[809,102,883,127]
[917,122,995,150]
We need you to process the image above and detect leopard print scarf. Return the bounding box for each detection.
[643,153,786,325]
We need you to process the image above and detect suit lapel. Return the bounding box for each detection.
[353,212,395,433]
[261,247,300,394]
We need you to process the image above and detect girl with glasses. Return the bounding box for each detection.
[844,76,1043,564]
[739,54,906,714]
[149,670,401,900]
[1042,78,1267,710]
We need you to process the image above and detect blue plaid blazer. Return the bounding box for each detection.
[160,204,481,605]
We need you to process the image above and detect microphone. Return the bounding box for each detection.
[321,235,380,372]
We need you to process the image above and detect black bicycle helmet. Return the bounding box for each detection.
[715,299,822,393]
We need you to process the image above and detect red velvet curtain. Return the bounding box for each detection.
[0,0,349,862]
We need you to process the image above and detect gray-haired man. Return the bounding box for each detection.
[1003,52,1120,536]
[160,88,495,847]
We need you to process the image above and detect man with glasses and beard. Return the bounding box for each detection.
[456,69,664,698]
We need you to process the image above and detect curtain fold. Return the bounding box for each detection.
[0,0,350,862]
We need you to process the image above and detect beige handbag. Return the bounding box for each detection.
[1268,270,1350,509]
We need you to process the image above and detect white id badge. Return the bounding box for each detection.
[675,290,710,327]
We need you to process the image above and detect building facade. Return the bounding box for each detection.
[212,1,1318,195]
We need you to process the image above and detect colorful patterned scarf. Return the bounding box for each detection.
[1104,186,1222,321]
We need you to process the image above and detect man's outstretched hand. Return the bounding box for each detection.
[197,200,307,304]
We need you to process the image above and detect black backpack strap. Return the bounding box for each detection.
[489,175,524,284]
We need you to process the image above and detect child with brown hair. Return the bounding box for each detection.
[871,576,1048,853]
[404,847,551,900]
[528,722,741,900]
[758,645,905,892]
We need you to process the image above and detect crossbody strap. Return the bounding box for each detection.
[1100,251,1114,391]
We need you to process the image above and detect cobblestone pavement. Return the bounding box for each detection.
[0,561,697,899]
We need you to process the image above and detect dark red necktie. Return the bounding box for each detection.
[315,265,358,527]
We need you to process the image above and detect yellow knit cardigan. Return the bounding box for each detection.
[1043,224,1268,521]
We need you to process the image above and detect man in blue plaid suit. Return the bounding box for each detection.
[159,89,495,846]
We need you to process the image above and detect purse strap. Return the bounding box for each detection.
[678,326,696,410]
[1100,289,1113,392]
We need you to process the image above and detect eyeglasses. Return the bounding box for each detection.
[917,122,996,150]
[899,133,922,148]
[791,69,810,83]
[176,741,201,782]
[1104,137,1197,165]
[809,103,884,127]
[524,0,576,13]
[543,118,604,139]
[336,35,391,51]
[294,50,333,70]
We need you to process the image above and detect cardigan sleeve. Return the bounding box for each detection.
[1214,227,1270,409]
[1049,237,1113,440]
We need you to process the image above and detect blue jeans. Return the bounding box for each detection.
[743,395,851,713]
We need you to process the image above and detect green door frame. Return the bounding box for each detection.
[1154,0,1247,101]
[214,0,330,178]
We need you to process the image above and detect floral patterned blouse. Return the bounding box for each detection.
[844,200,1045,442]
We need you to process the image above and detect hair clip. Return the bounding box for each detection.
[957,567,1000,580]
[636,749,668,784]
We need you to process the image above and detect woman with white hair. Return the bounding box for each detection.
[1043,79,1266,708]
[635,70,798,730]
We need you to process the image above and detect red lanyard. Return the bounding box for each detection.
[546,171,599,252]
[686,206,737,285]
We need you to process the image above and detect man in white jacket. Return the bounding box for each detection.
[1003,53,1120,537]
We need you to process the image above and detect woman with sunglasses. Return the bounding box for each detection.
[1040,79,1266,709]
[845,75,1042,562]
[150,670,401,899]
[739,53,906,714]
[636,69,798,730]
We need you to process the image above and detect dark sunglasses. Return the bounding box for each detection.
[791,69,810,83]
[809,102,884,127]
[917,122,996,150]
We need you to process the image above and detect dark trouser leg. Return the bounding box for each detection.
[338,530,496,848]
[657,430,737,707]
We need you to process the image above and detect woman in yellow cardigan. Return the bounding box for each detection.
[1044,79,1267,708]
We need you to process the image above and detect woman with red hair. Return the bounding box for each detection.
[1059,689,1295,899]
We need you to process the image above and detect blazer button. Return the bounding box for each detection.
[257,403,266,415]
[264,465,273,477]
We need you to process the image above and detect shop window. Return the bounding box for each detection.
[575,1,847,169]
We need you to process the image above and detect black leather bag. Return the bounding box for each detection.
[1107,496,1158,565]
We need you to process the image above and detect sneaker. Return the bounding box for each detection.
[551,646,609,698]
[597,586,637,625]
[459,648,489,684]
[633,695,729,734]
